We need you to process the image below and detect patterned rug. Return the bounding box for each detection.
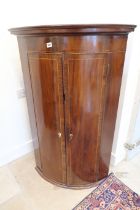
[73,173,140,210]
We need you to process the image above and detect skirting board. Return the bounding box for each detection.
[0,140,33,167]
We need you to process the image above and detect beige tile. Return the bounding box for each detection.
[0,166,20,204]
[0,194,35,210]
[9,152,54,192]
[21,184,95,210]
[39,188,95,210]
[8,153,95,210]
[1,152,139,210]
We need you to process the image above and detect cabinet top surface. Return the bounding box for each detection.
[9,24,136,36]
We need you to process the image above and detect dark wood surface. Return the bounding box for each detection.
[98,51,126,179]
[17,37,42,170]
[64,53,110,185]
[10,24,136,188]
[9,24,136,35]
[28,52,66,184]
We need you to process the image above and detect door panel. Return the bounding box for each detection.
[64,53,109,186]
[99,52,126,179]
[28,52,66,184]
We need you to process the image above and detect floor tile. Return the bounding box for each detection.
[9,153,95,210]
[0,152,140,210]
[0,166,20,204]
[0,194,35,210]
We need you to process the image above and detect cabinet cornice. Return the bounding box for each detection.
[9,24,136,36]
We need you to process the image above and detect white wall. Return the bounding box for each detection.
[133,106,140,141]
[124,72,140,160]
[111,26,140,165]
[0,0,139,166]
[0,33,33,166]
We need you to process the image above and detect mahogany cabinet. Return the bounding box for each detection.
[9,24,136,188]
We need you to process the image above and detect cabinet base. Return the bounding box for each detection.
[35,166,101,189]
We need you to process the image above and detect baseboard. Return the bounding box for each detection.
[0,140,33,167]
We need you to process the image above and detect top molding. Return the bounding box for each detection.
[9,24,136,36]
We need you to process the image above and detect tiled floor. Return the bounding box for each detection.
[0,153,140,210]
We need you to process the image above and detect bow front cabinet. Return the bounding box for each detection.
[9,24,136,188]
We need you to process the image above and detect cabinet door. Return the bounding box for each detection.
[28,52,66,184]
[64,53,109,186]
